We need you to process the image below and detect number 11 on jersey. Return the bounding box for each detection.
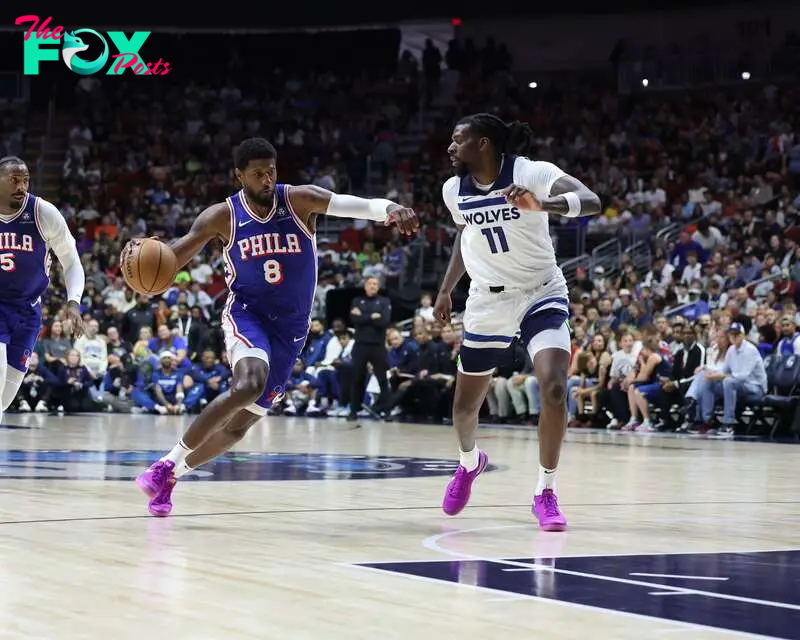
[481,226,510,254]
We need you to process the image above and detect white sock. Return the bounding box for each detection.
[459,446,479,472]
[173,460,194,478]
[536,465,557,494]
[160,439,193,467]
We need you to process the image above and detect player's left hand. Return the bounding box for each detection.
[61,300,84,338]
[500,185,541,211]
[385,205,419,236]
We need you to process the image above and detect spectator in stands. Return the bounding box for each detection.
[125,294,156,344]
[670,231,708,270]
[692,323,768,436]
[392,326,445,421]
[73,319,108,382]
[132,351,202,415]
[415,293,435,323]
[349,277,391,419]
[191,350,232,407]
[302,319,332,373]
[17,353,57,413]
[658,324,706,430]
[101,353,136,413]
[51,350,100,414]
[284,359,321,416]
[40,320,72,369]
[623,336,673,432]
[315,329,354,412]
[776,315,800,355]
[486,340,528,423]
[149,324,191,371]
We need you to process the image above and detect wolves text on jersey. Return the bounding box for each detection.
[236,232,302,262]
[460,206,521,226]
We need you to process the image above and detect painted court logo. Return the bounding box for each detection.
[0,451,501,481]
[15,15,171,75]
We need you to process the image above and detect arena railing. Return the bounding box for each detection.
[560,255,590,287]
[590,237,622,279]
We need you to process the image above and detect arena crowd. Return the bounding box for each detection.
[10,38,800,437]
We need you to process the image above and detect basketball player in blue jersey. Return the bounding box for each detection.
[131,138,418,516]
[0,157,85,424]
[434,114,600,531]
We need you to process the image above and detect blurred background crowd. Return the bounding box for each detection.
[2,5,800,437]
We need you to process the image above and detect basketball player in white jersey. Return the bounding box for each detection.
[434,114,600,530]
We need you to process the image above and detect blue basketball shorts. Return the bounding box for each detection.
[221,294,310,413]
[458,269,571,376]
[0,301,41,372]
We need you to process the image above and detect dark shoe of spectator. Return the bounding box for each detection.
[714,424,736,438]
[528,414,539,426]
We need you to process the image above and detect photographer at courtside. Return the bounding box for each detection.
[348,276,392,421]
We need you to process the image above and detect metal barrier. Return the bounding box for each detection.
[628,241,652,275]
[666,271,786,319]
[559,254,589,288]
[590,237,622,278]
[655,222,682,247]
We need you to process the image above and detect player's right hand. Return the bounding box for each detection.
[433,291,452,326]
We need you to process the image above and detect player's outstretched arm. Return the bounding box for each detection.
[37,199,86,336]
[288,185,419,235]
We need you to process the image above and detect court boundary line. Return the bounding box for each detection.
[1,500,799,526]
[420,528,800,612]
[345,563,775,640]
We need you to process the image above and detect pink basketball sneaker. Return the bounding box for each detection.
[135,460,174,498]
[532,489,567,531]
[148,476,177,517]
[442,450,489,516]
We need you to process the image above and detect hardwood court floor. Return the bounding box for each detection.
[0,413,798,640]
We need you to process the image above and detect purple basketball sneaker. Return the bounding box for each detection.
[442,450,489,516]
[532,489,567,531]
[148,476,177,517]
[136,460,174,498]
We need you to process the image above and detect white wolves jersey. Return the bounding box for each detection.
[442,155,566,288]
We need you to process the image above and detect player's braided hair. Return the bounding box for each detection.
[458,113,536,160]
[0,156,25,171]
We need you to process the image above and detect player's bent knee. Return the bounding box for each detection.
[231,373,268,404]
[539,376,566,406]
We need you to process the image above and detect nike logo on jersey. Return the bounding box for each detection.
[293,336,305,342]
[239,219,253,228]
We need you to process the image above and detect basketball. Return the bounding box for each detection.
[122,238,178,295]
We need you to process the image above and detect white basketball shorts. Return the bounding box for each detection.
[458,268,571,376]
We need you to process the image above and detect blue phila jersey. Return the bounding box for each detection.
[0,193,51,307]
[223,185,317,321]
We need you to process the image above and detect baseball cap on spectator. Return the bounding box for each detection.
[175,271,191,284]
[593,266,605,276]
[159,351,177,360]
[727,322,745,334]
[620,289,631,297]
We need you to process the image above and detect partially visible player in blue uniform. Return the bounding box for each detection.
[131,138,418,516]
[0,156,85,425]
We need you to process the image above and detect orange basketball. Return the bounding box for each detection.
[122,238,178,295]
